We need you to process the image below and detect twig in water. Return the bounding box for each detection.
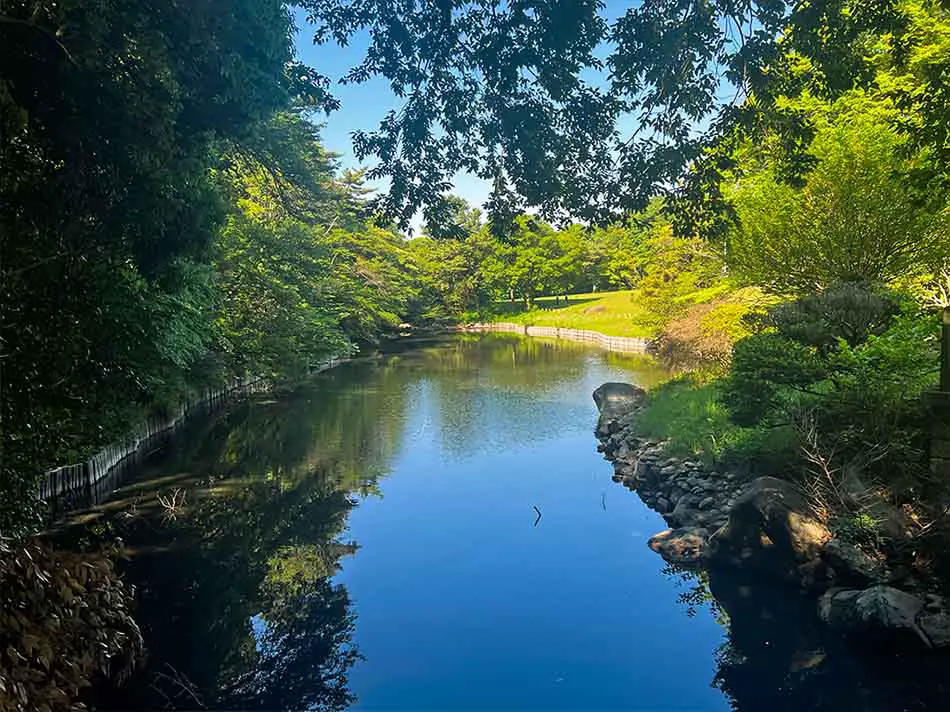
[601,492,607,512]
[533,505,542,527]
[158,488,187,521]
[150,664,206,709]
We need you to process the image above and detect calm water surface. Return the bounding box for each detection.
[66,335,950,711]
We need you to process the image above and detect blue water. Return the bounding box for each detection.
[74,335,732,710]
[339,365,728,710]
[68,334,950,711]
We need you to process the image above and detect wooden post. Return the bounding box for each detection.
[942,307,950,392]
[928,309,950,477]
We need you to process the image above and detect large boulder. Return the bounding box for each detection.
[647,527,708,566]
[818,585,932,647]
[821,537,888,586]
[707,476,832,587]
[592,382,646,436]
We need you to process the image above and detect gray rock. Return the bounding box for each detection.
[656,497,671,513]
[698,496,716,510]
[839,467,912,540]
[919,611,950,647]
[593,382,646,436]
[822,538,888,585]
[648,527,709,565]
[707,476,832,587]
[670,498,697,526]
[818,586,931,647]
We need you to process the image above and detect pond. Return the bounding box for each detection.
[61,334,950,710]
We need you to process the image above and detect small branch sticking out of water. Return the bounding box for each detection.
[533,505,542,527]
[601,492,607,512]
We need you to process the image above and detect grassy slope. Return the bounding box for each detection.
[488,289,659,338]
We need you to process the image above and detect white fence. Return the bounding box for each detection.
[38,354,357,507]
[38,376,268,504]
[38,354,356,508]
[458,322,651,354]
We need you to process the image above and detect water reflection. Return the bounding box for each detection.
[62,367,402,708]
[59,335,666,710]
[661,565,950,711]
[75,469,363,709]
[55,335,950,710]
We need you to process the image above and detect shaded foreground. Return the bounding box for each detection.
[595,383,950,711]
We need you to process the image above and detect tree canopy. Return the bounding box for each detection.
[298,0,945,228]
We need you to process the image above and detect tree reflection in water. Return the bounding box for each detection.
[65,352,418,710]
[662,564,950,712]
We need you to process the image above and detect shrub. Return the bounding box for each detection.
[724,301,940,493]
[0,539,143,711]
[651,287,770,371]
[757,282,902,352]
[722,333,828,427]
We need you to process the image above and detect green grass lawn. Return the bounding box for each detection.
[488,289,659,338]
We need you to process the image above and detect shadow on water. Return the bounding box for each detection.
[661,564,950,711]
[57,383,382,709]
[56,334,664,710]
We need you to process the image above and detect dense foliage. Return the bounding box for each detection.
[0,539,142,712]
[725,96,950,292]
[299,0,937,229]
[3,0,950,706]
[0,1,418,536]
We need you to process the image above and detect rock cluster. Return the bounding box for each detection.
[594,381,950,649]
[596,389,749,565]
[818,585,950,649]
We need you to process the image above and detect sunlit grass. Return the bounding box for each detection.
[488,289,660,337]
[636,374,799,471]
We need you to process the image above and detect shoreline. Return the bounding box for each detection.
[593,384,748,562]
[40,355,352,510]
[592,381,950,649]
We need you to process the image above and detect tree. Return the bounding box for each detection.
[298,0,923,227]
[0,0,319,533]
[422,195,483,241]
[725,94,950,293]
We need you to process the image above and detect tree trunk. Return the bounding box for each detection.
[942,307,950,392]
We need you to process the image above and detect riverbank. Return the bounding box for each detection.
[593,382,950,649]
[39,356,352,512]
